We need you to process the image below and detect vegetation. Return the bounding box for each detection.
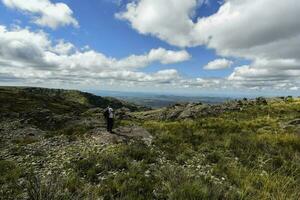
[141,98,300,199]
[0,86,144,115]
[0,160,23,199]
[0,87,299,199]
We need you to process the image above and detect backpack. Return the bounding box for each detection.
[103,109,109,119]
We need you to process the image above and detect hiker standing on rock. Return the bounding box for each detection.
[104,105,114,133]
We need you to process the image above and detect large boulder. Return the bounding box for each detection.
[115,107,131,120]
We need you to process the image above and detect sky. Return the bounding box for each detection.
[0,0,299,96]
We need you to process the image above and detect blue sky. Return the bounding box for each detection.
[0,0,299,96]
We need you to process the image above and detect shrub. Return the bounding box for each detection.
[99,163,156,200]
[206,151,223,164]
[25,174,88,200]
[73,145,129,183]
[0,160,23,199]
[123,140,157,163]
[153,164,236,200]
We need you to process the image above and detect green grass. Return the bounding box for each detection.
[0,87,143,117]
[141,99,300,199]
[1,95,300,199]
[0,160,23,199]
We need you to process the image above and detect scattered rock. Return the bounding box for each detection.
[115,107,131,120]
[256,97,268,105]
[115,126,153,145]
[288,119,300,125]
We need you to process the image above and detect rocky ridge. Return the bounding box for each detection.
[131,96,298,121]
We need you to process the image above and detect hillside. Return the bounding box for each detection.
[0,88,299,199]
[0,86,145,114]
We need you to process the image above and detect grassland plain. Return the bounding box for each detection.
[0,87,299,199]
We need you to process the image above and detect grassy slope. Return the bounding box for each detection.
[0,87,87,115]
[0,91,299,199]
[140,98,300,199]
[0,86,143,115]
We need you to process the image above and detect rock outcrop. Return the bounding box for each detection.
[132,97,289,121]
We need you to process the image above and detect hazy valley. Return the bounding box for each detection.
[93,90,233,108]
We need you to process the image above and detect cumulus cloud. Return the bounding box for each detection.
[227,59,300,90]
[203,58,233,70]
[51,40,75,55]
[0,25,50,69]
[2,0,300,92]
[117,0,300,55]
[45,47,190,72]
[117,0,300,91]
[0,25,187,86]
[116,0,197,47]
[2,0,79,29]
[0,24,298,92]
[195,0,300,60]
[179,78,223,89]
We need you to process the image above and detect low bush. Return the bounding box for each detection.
[0,160,23,199]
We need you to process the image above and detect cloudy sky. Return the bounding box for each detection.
[0,0,299,96]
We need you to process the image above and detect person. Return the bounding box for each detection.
[103,105,114,133]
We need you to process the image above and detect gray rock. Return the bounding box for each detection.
[288,119,300,125]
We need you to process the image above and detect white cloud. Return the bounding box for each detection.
[51,40,75,55]
[203,58,233,70]
[45,47,190,71]
[98,69,180,83]
[179,77,223,89]
[118,0,300,91]
[114,48,190,69]
[2,0,300,92]
[2,0,79,29]
[227,58,300,90]
[0,25,50,68]
[194,0,300,60]
[290,87,299,91]
[148,48,191,64]
[1,24,298,92]
[116,0,197,47]
[0,25,187,86]
[118,0,300,55]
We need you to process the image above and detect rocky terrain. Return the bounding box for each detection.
[0,87,299,199]
[131,97,283,120]
[0,87,152,199]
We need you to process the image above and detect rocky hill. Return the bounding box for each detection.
[0,86,147,129]
[0,87,299,199]
[131,97,289,120]
[0,86,145,114]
